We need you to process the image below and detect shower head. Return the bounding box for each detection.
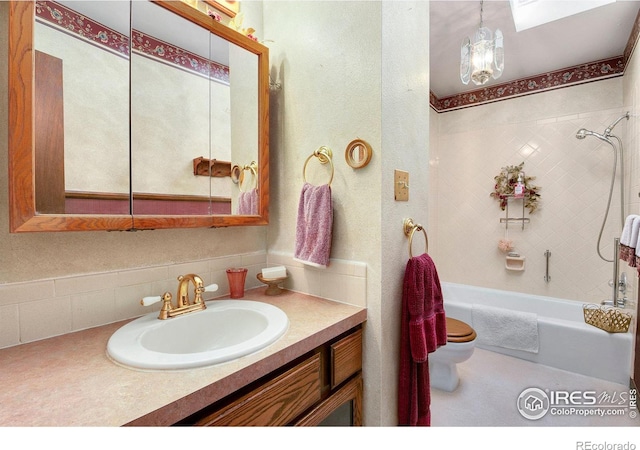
[576,128,607,141]
[576,112,629,142]
[576,128,590,139]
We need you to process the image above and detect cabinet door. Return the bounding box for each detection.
[295,375,363,426]
[197,353,322,426]
[330,328,363,388]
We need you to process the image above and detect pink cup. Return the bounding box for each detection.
[226,268,248,298]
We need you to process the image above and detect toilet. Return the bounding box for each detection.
[429,317,477,392]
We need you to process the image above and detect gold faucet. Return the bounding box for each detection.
[141,273,217,320]
[177,274,205,308]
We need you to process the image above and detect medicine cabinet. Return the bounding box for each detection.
[8,0,269,232]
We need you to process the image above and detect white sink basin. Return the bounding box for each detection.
[107,300,289,370]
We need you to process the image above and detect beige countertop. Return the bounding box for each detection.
[0,289,366,426]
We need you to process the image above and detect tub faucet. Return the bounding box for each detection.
[617,272,627,308]
[604,272,628,308]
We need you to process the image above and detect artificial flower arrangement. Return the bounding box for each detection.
[490,162,541,214]
[228,12,258,41]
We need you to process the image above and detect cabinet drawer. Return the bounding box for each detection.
[330,328,362,388]
[196,353,322,426]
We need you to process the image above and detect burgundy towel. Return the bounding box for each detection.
[398,253,447,426]
[294,182,333,268]
[238,188,258,215]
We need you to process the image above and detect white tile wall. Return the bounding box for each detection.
[0,251,367,349]
[429,81,637,304]
[267,251,367,308]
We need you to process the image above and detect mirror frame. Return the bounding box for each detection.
[8,0,269,232]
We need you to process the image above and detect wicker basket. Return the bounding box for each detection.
[583,304,632,333]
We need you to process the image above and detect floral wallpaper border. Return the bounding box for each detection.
[430,57,624,113]
[132,32,230,83]
[431,7,640,113]
[36,0,130,57]
[36,0,229,83]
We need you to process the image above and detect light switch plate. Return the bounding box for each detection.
[394,170,409,201]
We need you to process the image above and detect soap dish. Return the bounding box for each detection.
[257,273,287,296]
[505,255,525,271]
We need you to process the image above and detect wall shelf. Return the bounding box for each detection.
[192,157,232,177]
[499,195,530,230]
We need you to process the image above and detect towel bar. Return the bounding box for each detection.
[303,146,334,186]
[403,218,428,258]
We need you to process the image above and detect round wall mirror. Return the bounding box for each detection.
[345,139,372,169]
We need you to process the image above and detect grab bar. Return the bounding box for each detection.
[544,250,551,282]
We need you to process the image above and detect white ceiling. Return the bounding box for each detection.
[430,0,640,98]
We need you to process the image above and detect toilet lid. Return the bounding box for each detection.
[446,317,477,343]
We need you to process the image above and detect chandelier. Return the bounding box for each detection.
[460,0,504,86]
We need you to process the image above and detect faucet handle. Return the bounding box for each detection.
[194,283,219,304]
[141,295,162,306]
[204,283,219,293]
[141,292,172,307]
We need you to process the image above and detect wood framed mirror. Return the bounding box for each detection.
[8,0,269,232]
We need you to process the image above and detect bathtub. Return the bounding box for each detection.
[441,282,634,385]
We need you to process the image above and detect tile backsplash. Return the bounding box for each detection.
[0,251,366,349]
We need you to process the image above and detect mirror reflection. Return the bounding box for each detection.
[32,0,261,217]
[34,0,131,214]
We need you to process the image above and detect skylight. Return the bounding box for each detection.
[509,0,615,32]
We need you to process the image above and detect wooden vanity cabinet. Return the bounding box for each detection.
[178,327,363,426]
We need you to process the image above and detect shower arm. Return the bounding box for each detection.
[605,112,630,137]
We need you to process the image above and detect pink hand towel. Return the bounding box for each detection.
[294,182,333,268]
[398,253,447,426]
[238,188,258,215]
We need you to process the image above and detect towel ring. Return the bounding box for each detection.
[403,218,428,258]
[239,161,258,192]
[303,146,334,186]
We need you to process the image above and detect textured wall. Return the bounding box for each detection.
[262,0,430,426]
[379,0,431,426]
[262,0,384,425]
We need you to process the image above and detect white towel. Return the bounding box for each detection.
[629,216,640,250]
[620,215,638,246]
[472,304,539,354]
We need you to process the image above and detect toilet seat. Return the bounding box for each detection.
[446,317,476,343]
